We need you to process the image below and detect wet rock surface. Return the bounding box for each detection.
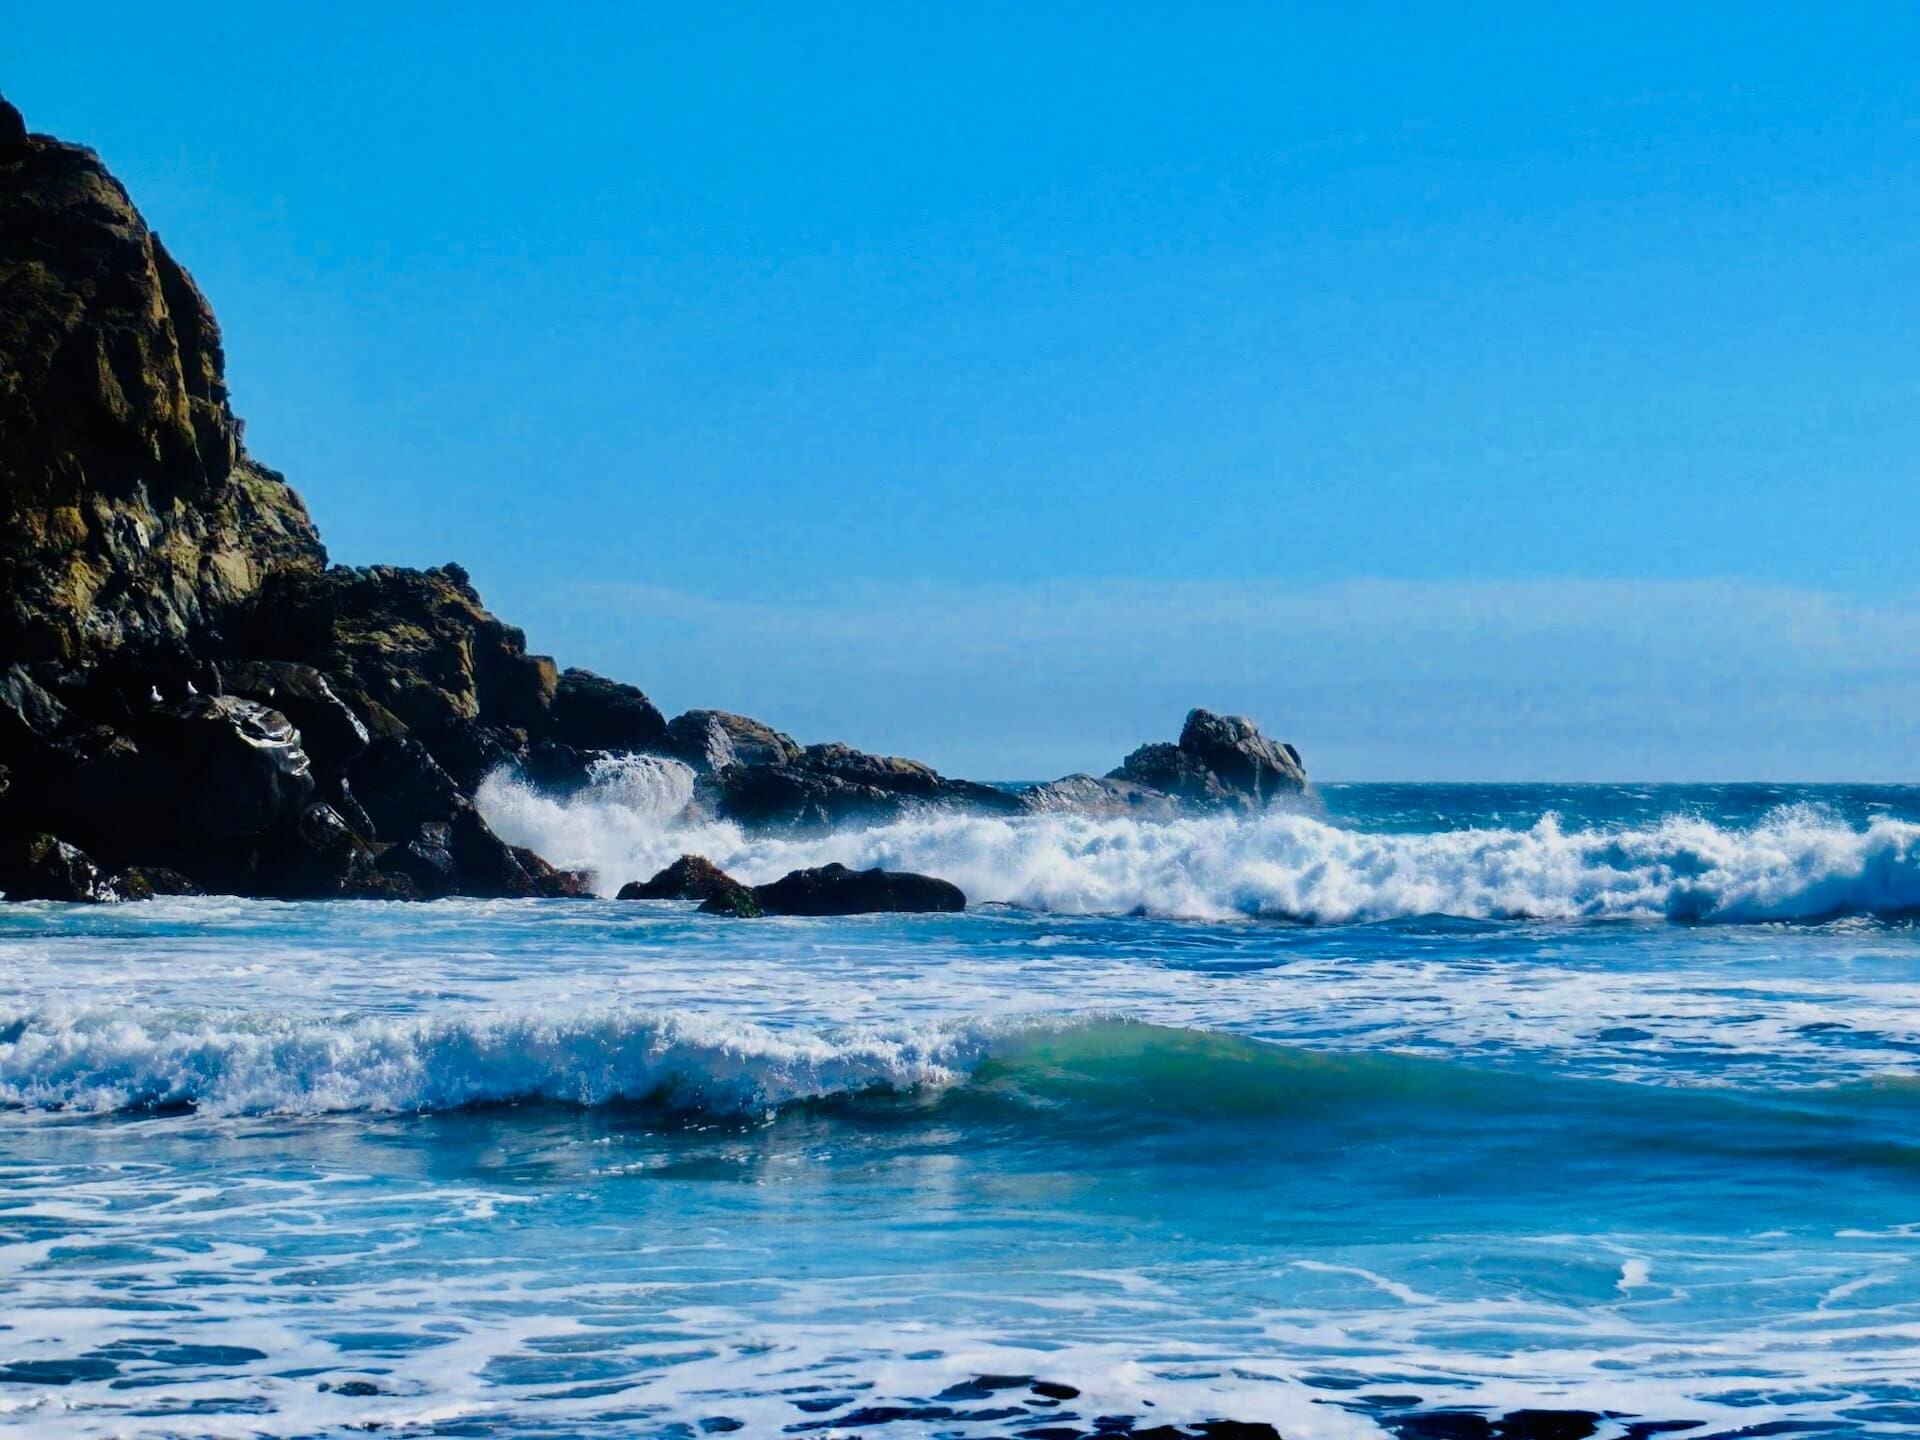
[732,861,967,917]
[618,854,748,902]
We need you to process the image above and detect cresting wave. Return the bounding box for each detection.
[479,766,1920,923]
[15,1007,1920,1161]
[0,1005,989,1116]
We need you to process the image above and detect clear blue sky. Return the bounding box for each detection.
[9,4,1917,778]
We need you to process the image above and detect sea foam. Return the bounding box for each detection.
[479,768,1920,923]
[0,1005,986,1115]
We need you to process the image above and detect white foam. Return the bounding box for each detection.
[0,1005,986,1115]
[480,771,1920,923]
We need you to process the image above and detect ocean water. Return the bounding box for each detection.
[3,782,1919,1438]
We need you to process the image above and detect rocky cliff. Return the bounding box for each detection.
[0,97,1307,902]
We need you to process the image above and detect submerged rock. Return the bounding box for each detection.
[742,862,966,917]
[619,854,747,902]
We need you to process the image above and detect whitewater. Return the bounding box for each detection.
[2,782,1918,1438]
[482,763,1920,922]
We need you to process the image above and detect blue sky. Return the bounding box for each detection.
[9,4,1917,778]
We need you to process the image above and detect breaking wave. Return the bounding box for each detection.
[0,1005,988,1116]
[478,769,1920,923]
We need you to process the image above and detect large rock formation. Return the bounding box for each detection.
[0,97,1308,903]
[1105,709,1307,812]
[0,96,324,663]
[0,98,592,900]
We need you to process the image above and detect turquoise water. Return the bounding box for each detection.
[2,784,1919,1437]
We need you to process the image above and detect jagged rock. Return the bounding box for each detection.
[325,776,378,842]
[0,97,324,663]
[619,854,747,902]
[1018,773,1182,818]
[0,96,26,155]
[347,736,462,840]
[141,695,314,841]
[509,844,594,899]
[1109,709,1305,811]
[1174,708,1306,801]
[0,832,119,902]
[375,824,457,898]
[729,862,966,917]
[219,660,368,777]
[1110,742,1234,808]
[551,668,666,753]
[262,801,377,898]
[662,709,802,773]
[0,665,66,751]
[238,564,556,736]
[696,885,763,918]
[117,865,200,899]
[421,718,526,793]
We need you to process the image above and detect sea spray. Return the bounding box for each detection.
[478,767,1920,923]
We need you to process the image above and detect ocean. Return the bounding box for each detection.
[2,782,1918,1438]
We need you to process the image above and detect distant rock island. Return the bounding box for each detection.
[0,97,1306,903]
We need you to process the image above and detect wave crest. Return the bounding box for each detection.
[478,770,1920,923]
[0,1006,986,1116]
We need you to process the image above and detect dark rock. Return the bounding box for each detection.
[696,885,764,918]
[445,806,534,897]
[261,802,376,898]
[236,564,555,736]
[140,695,314,841]
[521,738,594,793]
[1109,709,1305,811]
[0,95,26,155]
[0,832,119,902]
[0,665,66,752]
[0,113,324,663]
[509,844,595,898]
[662,709,802,772]
[376,828,457,898]
[347,736,462,839]
[440,807,591,898]
[1110,740,1234,808]
[420,718,525,794]
[325,776,377,842]
[551,668,666,753]
[743,862,965,917]
[116,865,199,899]
[705,742,1023,830]
[1175,708,1306,801]
[218,659,368,777]
[620,854,747,902]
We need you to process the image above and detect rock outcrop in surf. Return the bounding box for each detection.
[0,97,1307,901]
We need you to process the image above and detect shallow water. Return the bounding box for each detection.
[2,784,1918,1437]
